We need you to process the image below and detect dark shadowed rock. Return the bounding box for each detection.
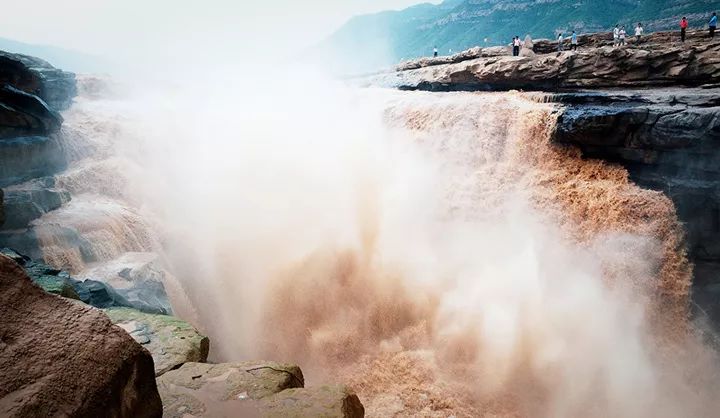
[0,135,67,187]
[0,177,70,230]
[0,51,76,111]
[0,247,169,314]
[0,85,62,139]
[546,88,720,327]
[104,307,209,376]
[0,254,162,418]
[158,361,364,417]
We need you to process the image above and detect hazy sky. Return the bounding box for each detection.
[0,0,435,60]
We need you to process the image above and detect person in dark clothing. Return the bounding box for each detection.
[433,46,438,57]
[710,13,718,38]
[512,36,521,56]
[680,17,688,42]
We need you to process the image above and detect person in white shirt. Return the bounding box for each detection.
[613,25,620,47]
[433,46,438,57]
[557,32,564,51]
[635,23,644,44]
[512,36,522,56]
[619,26,627,46]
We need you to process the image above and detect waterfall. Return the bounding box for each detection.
[29,78,720,417]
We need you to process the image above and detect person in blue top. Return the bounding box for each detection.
[571,31,578,50]
[710,12,718,38]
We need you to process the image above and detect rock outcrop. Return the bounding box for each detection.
[104,307,209,376]
[0,51,75,187]
[0,247,170,314]
[546,88,720,325]
[361,31,720,91]
[0,51,76,111]
[0,254,162,418]
[158,361,364,417]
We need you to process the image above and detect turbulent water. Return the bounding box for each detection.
[33,77,720,417]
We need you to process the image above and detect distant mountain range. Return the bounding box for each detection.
[320,0,720,73]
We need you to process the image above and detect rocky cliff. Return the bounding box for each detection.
[322,0,720,72]
[361,30,720,91]
[362,32,720,328]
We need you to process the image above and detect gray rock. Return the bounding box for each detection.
[104,307,209,376]
[0,177,70,230]
[0,50,77,111]
[158,361,364,417]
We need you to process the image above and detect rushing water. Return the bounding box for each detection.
[32,77,720,417]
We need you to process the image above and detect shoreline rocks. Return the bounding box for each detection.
[158,362,364,417]
[104,307,209,376]
[0,253,162,418]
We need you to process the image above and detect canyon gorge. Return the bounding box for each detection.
[1,29,720,418]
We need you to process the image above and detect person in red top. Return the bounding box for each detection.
[680,16,689,42]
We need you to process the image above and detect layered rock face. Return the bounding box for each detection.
[0,254,162,418]
[548,88,720,324]
[362,31,720,91]
[0,52,75,188]
[363,31,720,330]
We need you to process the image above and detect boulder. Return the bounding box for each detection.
[104,307,209,376]
[79,252,174,315]
[158,361,364,417]
[0,84,62,139]
[0,247,169,314]
[0,253,162,417]
[0,177,70,230]
[0,50,77,111]
[261,385,365,418]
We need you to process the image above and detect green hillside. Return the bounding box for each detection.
[321,0,720,73]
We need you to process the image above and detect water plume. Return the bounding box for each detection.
[41,78,720,417]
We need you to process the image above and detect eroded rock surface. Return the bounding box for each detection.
[362,31,720,91]
[158,361,364,417]
[546,88,720,325]
[0,254,162,418]
[104,307,209,376]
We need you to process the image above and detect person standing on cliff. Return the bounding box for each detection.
[710,13,717,38]
[557,32,564,51]
[613,25,620,47]
[680,17,688,42]
[635,23,644,44]
[513,36,521,56]
[570,31,578,50]
[619,26,627,46]
[433,46,438,57]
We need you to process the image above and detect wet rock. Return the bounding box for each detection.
[0,50,77,111]
[158,361,365,417]
[79,252,174,315]
[261,385,365,418]
[0,84,62,139]
[0,253,162,418]
[0,135,67,187]
[104,307,209,376]
[547,87,720,328]
[0,177,70,230]
[0,247,168,314]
